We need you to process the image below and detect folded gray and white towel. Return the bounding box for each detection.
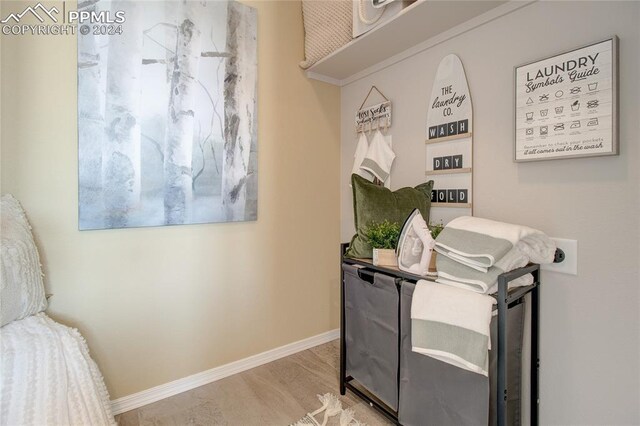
[435,216,555,272]
[434,216,556,293]
[436,255,534,294]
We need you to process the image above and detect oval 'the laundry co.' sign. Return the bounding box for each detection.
[427,54,473,140]
[425,54,473,220]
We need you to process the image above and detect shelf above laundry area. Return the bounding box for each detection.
[306,1,533,86]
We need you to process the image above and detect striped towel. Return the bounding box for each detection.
[411,280,495,376]
[435,216,551,272]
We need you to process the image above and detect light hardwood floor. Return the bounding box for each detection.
[115,340,392,425]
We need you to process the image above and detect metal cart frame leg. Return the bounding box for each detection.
[497,274,508,426]
[531,268,540,426]
[340,246,346,396]
[497,265,540,426]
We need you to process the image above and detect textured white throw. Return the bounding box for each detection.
[1,194,48,326]
[0,313,116,426]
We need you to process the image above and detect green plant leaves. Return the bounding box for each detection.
[364,220,401,250]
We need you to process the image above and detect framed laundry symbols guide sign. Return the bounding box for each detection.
[515,37,618,161]
[426,54,473,222]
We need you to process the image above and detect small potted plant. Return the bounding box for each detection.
[428,221,444,272]
[365,220,401,267]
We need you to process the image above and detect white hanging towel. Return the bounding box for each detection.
[360,129,395,183]
[411,280,495,376]
[350,132,372,183]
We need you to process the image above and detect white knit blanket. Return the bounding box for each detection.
[0,313,116,426]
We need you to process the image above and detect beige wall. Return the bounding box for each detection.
[1,1,341,399]
[341,2,639,424]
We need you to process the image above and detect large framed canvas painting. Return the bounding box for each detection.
[78,0,257,230]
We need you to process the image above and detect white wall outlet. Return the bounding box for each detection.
[541,238,578,275]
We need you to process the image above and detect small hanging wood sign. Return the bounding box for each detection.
[355,101,391,133]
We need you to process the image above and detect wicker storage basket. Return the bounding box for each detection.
[299,0,352,69]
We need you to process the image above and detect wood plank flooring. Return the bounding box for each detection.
[115,340,392,425]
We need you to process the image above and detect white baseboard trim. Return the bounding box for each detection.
[110,328,340,415]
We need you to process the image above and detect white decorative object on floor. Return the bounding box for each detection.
[425,53,473,224]
[291,393,363,426]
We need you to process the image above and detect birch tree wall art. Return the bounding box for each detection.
[78,0,257,230]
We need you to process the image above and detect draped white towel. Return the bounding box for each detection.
[360,130,395,183]
[350,132,372,185]
[411,280,495,376]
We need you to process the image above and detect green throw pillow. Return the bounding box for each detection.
[346,174,434,259]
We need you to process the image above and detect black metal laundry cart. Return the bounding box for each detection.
[339,243,542,426]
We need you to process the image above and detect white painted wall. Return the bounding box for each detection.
[341,2,639,424]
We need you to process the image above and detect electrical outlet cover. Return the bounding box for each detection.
[541,238,578,275]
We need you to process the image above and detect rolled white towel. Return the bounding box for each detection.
[445,216,544,245]
[516,233,556,265]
